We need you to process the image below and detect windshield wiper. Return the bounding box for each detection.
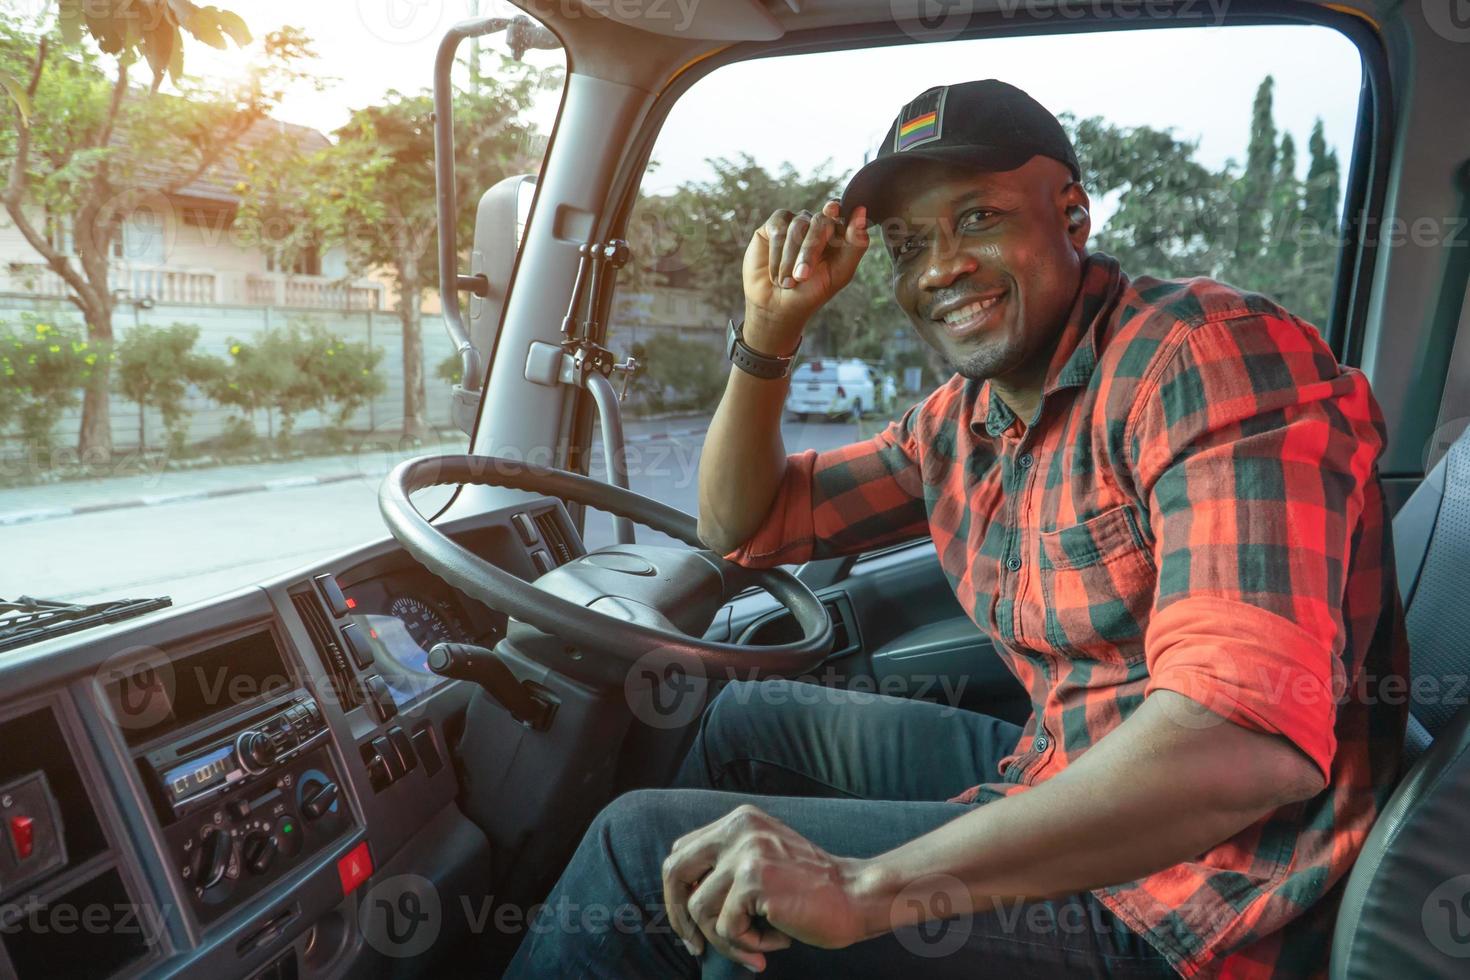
[0,595,172,652]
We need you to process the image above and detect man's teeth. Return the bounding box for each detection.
[942,295,1001,325]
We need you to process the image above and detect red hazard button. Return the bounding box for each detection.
[9,815,33,860]
[336,841,372,895]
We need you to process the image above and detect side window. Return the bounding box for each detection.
[584,24,1362,551]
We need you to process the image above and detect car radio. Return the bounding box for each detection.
[145,695,326,818]
[140,693,353,923]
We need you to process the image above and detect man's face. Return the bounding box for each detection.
[882,157,1088,383]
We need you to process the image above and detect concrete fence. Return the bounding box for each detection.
[0,293,460,455]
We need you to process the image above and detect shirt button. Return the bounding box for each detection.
[1005,556,1022,572]
[1018,452,1034,468]
[1034,733,1049,752]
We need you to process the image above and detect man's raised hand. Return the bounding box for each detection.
[741,200,869,354]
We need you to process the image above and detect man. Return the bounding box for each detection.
[507,80,1407,978]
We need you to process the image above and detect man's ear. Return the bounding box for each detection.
[1061,181,1092,249]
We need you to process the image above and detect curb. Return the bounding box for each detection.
[0,426,712,528]
[624,426,707,444]
[0,471,363,527]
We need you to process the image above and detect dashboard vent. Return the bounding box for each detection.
[291,591,360,710]
[533,509,575,566]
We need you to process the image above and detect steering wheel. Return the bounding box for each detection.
[379,454,834,680]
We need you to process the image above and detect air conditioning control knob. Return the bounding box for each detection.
[240,830,278,875]
[189,828,232,889]
[235,730,276,773]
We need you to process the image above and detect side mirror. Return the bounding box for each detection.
[448,173,537,434]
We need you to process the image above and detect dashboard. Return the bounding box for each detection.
[0,500,578,980]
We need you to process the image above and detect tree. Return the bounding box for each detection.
[235,55,558,439]
[0,11,311,458]
[112,322,217,451]
[1270,131,1302,268]
[1234,75,1278,265]
[1064,114,1234,280]
[1304,119,1342,242]
[627,154,904,362]
[2,1,250,121]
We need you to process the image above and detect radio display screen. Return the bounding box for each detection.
[161,743,238,804]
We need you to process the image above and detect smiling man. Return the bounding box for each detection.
[507,80,1408,979]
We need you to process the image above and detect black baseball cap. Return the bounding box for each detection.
[840,80,1080,223]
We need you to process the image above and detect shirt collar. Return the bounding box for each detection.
[970,252,1126,439]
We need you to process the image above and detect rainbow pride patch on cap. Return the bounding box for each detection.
[895,87,947,152]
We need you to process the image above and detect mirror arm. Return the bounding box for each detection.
[434,16,514,398]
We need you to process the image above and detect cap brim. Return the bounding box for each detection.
[840,144,1038,224]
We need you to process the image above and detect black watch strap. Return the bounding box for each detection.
[726,318,798,380]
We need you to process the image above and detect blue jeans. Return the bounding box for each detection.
[504,679,1176,979]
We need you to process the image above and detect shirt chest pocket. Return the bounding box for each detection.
[1037,504,1156,661]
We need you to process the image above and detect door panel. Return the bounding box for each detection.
[721,541,1030,725]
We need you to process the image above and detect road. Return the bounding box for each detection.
[3,414,892,608]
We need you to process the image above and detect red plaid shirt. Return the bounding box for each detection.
[730,253,1408,978]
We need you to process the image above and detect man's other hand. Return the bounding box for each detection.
[662,803,870,972]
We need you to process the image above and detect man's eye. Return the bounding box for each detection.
[959,208,998,231]
[895,238,925,259]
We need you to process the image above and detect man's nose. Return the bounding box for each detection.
[916,234,979,292]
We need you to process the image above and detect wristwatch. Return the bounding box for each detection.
[726,318,800,380]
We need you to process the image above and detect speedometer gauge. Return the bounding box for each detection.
[388,596,454,651]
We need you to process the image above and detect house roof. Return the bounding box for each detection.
[134,114,330,207]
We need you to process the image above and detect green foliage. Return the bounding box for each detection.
[627,335,726,414]
[1,2,249,120]
[112,322,219,450]
[207,320,383,444]
[1064,77,1342,328]
[627,154,904,364]
[1,9,319,456]
[232,56,559,433]
[435,353,462,386]
[296,320,386,425]
[0,316,103,455]
[56,0,250,88]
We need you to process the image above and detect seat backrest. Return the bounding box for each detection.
[1331,426,1470,978]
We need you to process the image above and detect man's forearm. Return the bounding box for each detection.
[696,310,800,555]
[847,691,1326,939]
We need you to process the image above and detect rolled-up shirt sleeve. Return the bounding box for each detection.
[726,402,931,568]
[1128,312,1386,781]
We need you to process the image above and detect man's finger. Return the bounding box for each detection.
[765,210,793,287]
[778,210,813,289]
[689,867,766,972]
[663,836,721,954]
[717,881,795,955]
[828,205,870,283]
[793,212,837,283]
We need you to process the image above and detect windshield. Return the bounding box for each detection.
[0,3,563,608]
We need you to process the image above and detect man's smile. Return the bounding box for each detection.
[930,286,1009,341]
